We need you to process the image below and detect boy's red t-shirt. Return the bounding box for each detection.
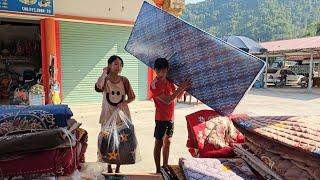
[150,78,176,121]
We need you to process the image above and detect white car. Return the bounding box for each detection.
[267,69,305,86]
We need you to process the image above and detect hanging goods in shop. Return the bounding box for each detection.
[49,55,61,104]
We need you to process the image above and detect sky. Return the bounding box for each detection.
[185,0,205,4]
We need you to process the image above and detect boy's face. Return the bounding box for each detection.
[155,68,168,79]
[109,58,123,74]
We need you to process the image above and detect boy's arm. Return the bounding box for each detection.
[176,84,185,99]
[157,79,191,105]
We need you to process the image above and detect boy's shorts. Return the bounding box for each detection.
[154,120,174,140]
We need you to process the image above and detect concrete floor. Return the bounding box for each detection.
[70,88,320,173]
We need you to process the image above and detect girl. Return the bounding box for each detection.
[95,55,135,173]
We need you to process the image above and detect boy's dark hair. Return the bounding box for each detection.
[108,55,124,67]
[154,58,169,70]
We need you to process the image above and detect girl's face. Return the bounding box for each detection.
[109,58,123,74]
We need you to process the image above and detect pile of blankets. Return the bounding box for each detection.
[160,110,259,180]
[232,115,320,180]
[169,110,320,180]
[0,105,88,179]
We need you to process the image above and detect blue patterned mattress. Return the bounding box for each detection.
[125,2,265,115]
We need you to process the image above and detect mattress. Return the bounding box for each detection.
[125,2,265,116]
[232,116,320,157]
[179,157,257,180]
[245,139,316,179]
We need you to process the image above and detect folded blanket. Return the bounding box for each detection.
[179,157,257,180]
[0,128,76,158]
[0,105,73,136]
[0,143,82,177]
[232,116,320,157]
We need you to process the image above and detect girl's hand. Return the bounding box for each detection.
[117,102,127,110]
[103,67,110,75]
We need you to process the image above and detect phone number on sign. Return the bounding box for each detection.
[22,6,52,14]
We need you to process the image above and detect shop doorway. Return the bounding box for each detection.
[0,19,43,105]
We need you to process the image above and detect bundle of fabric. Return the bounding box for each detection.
[232,116,320,180]
[98,110,140,165]
[179,157,257,180]
[0,105,73,135]
[0,105,88,178]
[185,110,245,158]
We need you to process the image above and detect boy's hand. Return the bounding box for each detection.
[179,78,192,91]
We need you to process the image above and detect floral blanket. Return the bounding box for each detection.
[0,105,73,136]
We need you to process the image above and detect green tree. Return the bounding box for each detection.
[181,0,320,42]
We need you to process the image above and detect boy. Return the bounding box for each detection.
[150,58,191,173]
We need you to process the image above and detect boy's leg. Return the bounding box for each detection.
[162,135,171,166]
[154,139,163,173]
[162,121,174,166]
[153,121,166,173]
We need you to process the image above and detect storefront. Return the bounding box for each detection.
[0,0,54,105]
[58,21,148,104]
[0,0,150,105]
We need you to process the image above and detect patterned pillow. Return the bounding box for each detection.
[186,110,246,158]
[185,110,219,149]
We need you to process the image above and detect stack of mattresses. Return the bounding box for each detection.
[232,116,320,180]
[0,105,88,179]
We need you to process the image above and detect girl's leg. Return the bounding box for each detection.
[107,164,113,173]
[115,164,120,173]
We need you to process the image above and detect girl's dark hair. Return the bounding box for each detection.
[154,58,169,70]
[108,55,124,67]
